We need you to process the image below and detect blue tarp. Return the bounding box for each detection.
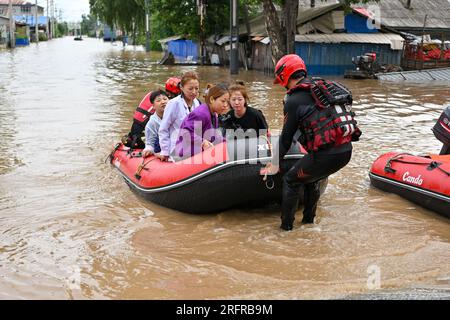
[345,13,378,33]
[168,40,198,63]
[14,15,48,27]
[15,38,29,46]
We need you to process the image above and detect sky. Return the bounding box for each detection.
[38,0,90,22]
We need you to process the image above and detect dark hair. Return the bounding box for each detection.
[150,90,168,104]
[205,84,229,106]
[216,81,230,90]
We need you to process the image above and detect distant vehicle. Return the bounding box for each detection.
[74,29,83,41]
[103,26,116,42]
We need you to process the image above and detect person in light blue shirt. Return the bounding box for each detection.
[158,71,201,161]
[142,90,169,157]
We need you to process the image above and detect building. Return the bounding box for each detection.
[229,2,404,76]
[351,0,450,36]
[0,0,44,17]
[0,15,8,48]
[0,0,47,41]
[352,0,450,70]
[159,35,198,64]
[0,14,30,47]
[295,3,404,75]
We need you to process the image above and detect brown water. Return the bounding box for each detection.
[0,37,449,300]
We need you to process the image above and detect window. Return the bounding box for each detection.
[21,6,31,14]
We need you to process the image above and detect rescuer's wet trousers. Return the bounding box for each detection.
[280,148,353,231]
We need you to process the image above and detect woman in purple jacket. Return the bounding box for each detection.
[174,84,230,159]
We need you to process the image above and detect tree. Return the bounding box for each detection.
[56,22,68,37]
[80,14,98,37]
[89,0,231,47]
[89,0,146,34]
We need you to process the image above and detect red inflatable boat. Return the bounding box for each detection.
[109,137,327,214]
[369,152,450,218]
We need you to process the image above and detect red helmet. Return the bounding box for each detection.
[273,54,307,87]
[165,77,181,95]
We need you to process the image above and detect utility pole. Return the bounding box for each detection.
[35,0,39,43]
[50,0,54,39]
[53,0,56,38]
[230,0,239,74]
[8,0,15,48]
[145,0,150,52]
[46,0,49,39]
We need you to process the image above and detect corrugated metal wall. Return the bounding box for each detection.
[295,42,402,75]
[168,40,198,63]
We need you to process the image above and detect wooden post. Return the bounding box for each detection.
[8,0,15,48]
[35,0,39,43]
[46,0,49,39]
[420,14,427,70]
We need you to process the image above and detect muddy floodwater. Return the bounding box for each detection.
[0,38,449,299]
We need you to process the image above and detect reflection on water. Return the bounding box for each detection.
[0,38,449,299]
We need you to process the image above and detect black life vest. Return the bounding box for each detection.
[288,78,361,152]
[133,91,155,126]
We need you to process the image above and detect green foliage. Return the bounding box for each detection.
[38,33,48,41]
[55,22,68,37]
[90,0,145,35]
[87,0,379,55]
[80,14,98,36]
[89,0,232,42]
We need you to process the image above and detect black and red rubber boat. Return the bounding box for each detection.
[109,137,327,214]
[370,106,450,218]
[369,152,450,218]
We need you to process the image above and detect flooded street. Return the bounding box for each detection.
[0,37,449,299]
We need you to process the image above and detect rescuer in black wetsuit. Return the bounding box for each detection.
[266,54,361,231]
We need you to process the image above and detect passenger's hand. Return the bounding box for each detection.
[142,150,154,158]
[202,140,214,150]
[265,162,280,175]
[157,154,170,162]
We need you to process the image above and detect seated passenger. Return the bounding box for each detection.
[122,77,181,149]
[174,84,230,159]
[142,90,169,158]
[220,81,269,138]
[158,71,201,161]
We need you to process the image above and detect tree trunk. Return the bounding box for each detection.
[284,0,298,54]
[262,0,285,65]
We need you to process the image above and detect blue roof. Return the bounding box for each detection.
[14,15,48,27]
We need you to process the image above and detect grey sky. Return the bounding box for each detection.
[38,0,90,22]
